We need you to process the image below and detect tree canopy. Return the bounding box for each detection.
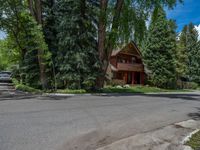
[2,0,198,90]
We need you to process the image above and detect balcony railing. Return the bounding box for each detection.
[117,63,144,72]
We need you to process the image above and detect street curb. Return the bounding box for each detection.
[182,129,200,144]
[43,91,200,97]
[96,120,200,150]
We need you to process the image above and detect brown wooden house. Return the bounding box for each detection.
[107,41,145,85]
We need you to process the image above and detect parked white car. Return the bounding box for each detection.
[0,71,11,82]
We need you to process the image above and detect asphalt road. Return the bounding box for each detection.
[0,87,200,150]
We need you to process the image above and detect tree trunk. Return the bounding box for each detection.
[96,0,108,88]
[28,0,48,89]
[96,0,124,88]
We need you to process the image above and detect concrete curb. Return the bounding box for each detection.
[181,129,200,144]
[96,120,200,150]
[43,91,200,97]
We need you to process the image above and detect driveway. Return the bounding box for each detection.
[0,92,200,150]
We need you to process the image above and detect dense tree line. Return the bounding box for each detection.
[142,7,200,88]
[179,23,200,83]
[3,0,197,90]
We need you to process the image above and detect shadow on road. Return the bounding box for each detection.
[0,94,36,101]
[143,93,200,101]
[98,93,200,102]
[188,107,200,120]
[0,94,73,101]
[38,95,73,100]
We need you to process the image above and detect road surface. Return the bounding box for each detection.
[0,84,200,150]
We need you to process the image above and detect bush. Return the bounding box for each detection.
[101,85,165,93]
[12,78,19,85]
[109,79,126,86]
[56,89,87,94]
[15,84,41,93]
[177,80,198,89]
[186,82,198,89]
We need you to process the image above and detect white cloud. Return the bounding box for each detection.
[195,24,200,40]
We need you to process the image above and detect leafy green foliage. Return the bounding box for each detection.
[12,77,41,93]
[0,0,52,88]
[100,85,188,93]
[16,84,41,93]
[0,0,188,91]
[56,89,87,94]
[0,39,13,70]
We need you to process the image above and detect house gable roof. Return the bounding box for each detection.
[111,41,142,57]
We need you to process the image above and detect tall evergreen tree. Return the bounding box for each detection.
[55,0,99,89]
[184,23,200,83]
[176,25,188,80]
[143,7,176,88]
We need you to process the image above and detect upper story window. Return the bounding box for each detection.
[117,56,140,64]
[118,58,126,63]
[132,57,136,63]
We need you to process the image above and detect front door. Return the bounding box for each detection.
[127,72,132,84]
[134,72,141,84]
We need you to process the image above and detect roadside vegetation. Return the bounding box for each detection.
[186,130,200,150]
[100,86,190,94]
[1,0,200,93]
[56,89,87,94]
[46,85,191,94]
[12,78,41,94]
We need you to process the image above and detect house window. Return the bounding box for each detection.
[118,57,126,63]
[132,57,136,63]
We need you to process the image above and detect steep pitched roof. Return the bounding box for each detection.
[111,41,142,57]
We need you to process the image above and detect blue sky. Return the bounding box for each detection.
[166,0,200,32]
[0,31,6,39]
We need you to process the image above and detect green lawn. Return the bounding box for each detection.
[186,130,200,150]
[12,77,191,94]
[99,85,190,94]
[56,89,87,94]
[55,86,190,94]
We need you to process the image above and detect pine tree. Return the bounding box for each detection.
[143,7,176,88]
[176,25,188,80]
[185,23,200,83]
[55,0,99,89]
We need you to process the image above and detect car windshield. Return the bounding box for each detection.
[0,74,9,77]
[0,72,11,77]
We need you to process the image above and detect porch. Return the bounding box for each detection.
[113,71,145,85]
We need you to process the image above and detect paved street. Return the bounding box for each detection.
[0,85,200,150]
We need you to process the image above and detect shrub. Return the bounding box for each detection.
[110,79,126,86]
[186,82,198,89]
[15,84,41,93]
[56,89,87,94]
[12,78,19,85]
[177,80,198,89]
